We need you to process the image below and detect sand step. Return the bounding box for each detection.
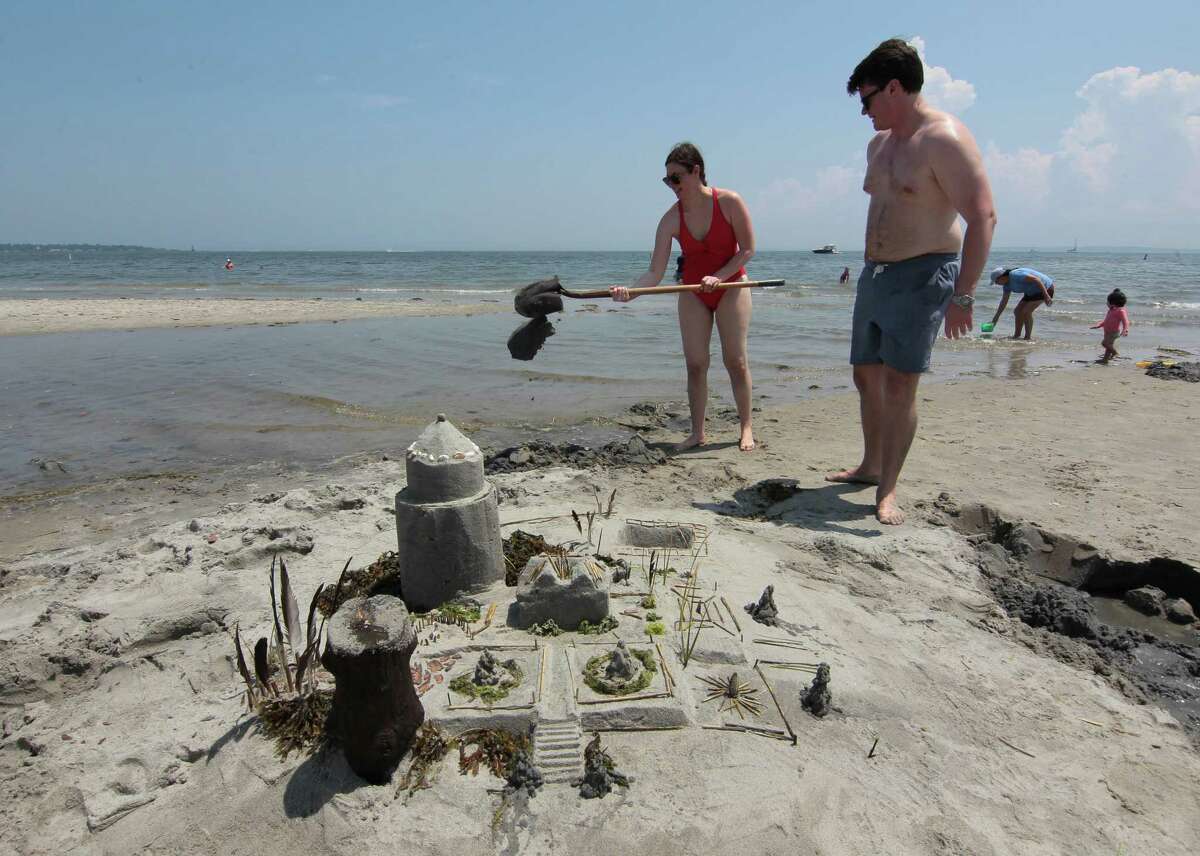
[535,719,583,784]
[536,736,580,749]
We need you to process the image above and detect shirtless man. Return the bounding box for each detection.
[826,39,996,524]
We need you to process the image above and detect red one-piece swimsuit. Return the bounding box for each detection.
[678,187,746,311]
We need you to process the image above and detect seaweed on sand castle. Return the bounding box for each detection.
[397,722,454,794]
[397,724,538,796]
[457,728,533,779]
[577,616,619,635]
[230,557,331,758]
[449,650,525,703]
[528,619,563,637]
[430,600,482,624]
[315,552,402,617]
[503,530,567,586]
[583,641,657,696]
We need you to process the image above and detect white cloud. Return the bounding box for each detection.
[909,36,976,113]
[985,65,1200,244]
[984,144,1054,204]
[1060,66,1200,204]
[761,164,862,213]
[754,162,866,247]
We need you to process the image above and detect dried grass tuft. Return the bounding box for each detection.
[256,688,334,758]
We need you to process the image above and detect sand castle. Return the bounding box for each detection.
[245,443,823,804]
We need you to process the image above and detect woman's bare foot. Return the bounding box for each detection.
[673,433,705,452]
[876,491,905,525]
[824,466,879,485]
[739,427,755,452]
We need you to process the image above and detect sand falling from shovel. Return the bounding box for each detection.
[506,277,568,361]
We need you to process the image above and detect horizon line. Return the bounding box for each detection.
[5,242,1199,254]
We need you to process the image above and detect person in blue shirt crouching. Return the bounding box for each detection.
[987,266,1054,340]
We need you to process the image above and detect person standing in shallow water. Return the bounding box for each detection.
[826,39,997,525]
[986,265,1054,340]
[611,142,757,452]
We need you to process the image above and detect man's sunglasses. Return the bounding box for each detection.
[662,172,686,187]
[860,86,887,113]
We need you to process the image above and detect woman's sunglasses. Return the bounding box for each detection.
[662,172,686,187]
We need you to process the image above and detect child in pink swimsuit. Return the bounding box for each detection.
[1091,288,1130,363]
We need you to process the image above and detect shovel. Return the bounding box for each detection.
[514,276,785,318]
[507,276,787,360]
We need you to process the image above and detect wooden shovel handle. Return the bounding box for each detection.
[564,279,785,299]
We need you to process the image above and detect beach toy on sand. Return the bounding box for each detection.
[980,322,995,333]
[1136,359,1175,369]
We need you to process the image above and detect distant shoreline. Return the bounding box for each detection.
[4,244,1199,254]
[0,297,510,336]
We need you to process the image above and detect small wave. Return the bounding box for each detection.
[1154,301,1200,310]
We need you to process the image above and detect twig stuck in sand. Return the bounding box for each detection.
[753,660,797,743]
[701,723,792,742]
[721,596,742,635]
[868,737,879,758]
[997,736,1036,758]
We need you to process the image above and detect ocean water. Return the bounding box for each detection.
[1,247,1197,494]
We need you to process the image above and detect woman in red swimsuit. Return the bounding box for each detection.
[612,142,757,451]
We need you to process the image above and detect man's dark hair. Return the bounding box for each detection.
[666,142,706,185]
[847,38,924,95]
[1108,288,1127,307]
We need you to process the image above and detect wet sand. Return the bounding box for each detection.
[0,297,510,336]
[1,363,1198,854]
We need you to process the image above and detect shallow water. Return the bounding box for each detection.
[1092,596,1200,647]
[2,248,1197,495]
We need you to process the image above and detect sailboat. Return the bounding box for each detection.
[1066,238,1078,253]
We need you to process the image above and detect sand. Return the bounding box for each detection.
[0,298,510,337]
[1,363,1198,855]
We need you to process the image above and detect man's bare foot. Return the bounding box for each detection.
[673,433,705,452]
[825,467,879,485]
[876,491,904,525]
[739,427,755,452]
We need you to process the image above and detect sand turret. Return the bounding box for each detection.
[395,414,504,611]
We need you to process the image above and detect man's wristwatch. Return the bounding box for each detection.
[950,292,975,309]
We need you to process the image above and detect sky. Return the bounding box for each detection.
[2,0,1198,251]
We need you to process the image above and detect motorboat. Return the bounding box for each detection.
[812,244,838,254]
